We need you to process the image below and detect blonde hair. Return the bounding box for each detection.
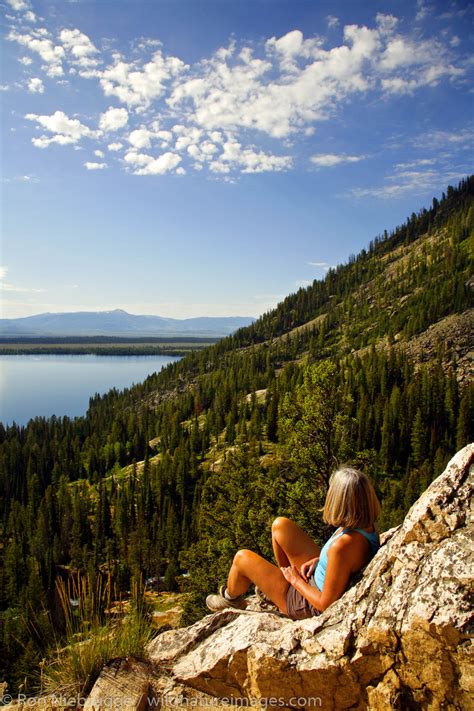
[323,467,381,529]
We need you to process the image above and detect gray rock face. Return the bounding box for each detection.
[147,444,474,710]
[83,659,150,711]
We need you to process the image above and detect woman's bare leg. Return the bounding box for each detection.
[272,517,321,570]
[226,549,289,614]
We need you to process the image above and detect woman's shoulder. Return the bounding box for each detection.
[331,527,374,552]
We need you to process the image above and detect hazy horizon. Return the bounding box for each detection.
[1,308,256,321]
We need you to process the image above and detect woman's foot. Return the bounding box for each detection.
[206,585,248,612]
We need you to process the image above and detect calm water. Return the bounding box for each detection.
[0,354,181,426]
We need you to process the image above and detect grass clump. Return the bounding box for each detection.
[41,574,153,699]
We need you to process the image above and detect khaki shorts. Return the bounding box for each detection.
[286,577,321,620]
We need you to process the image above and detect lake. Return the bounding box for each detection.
[0,354,181,426]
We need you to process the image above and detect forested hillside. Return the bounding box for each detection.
[1,177,473,691]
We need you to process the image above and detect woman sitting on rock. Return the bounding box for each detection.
[206,467,381,619]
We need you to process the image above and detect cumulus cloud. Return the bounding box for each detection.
[26,110,97,147]
[27,77,44,93]
[99,50,187,108]
[311,153,365,167]
[209,139,292,174]
[84,161,107,170]
[59,28,99,67]
[128,127,154,149]
[166,19,462,140]
[124,150,182,175]
[6,0,30,10]
[99,106,129,131]
[8,30,65,77]
[8,11,468,179]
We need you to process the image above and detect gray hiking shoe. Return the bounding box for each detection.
[206,585,247,612]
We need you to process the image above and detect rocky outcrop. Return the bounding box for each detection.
[145,444,473,710]
[83,659,150,711]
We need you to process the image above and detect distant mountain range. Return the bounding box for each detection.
[0,309,255,338]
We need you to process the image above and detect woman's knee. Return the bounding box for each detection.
[272,516,292,537]
[233,549,253,568]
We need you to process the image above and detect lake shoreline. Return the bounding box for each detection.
[0,337,216,357]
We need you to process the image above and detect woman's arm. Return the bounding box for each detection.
[281,538,353,611]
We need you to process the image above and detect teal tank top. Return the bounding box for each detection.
[314,526,379,592]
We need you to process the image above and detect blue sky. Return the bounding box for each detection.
[1,0,473,319]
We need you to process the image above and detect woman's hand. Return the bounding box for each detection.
[300,557,319,580]
[280,565,305,587]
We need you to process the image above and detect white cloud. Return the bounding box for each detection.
[415,0,430,23]
[19,56,33,65]
[94,149,105,158]
[124,150,182,175]
[6,0,30,10]
[99,106,129,131]
[24,10,36,22]
[27,77,44,93]
[99,50,187,108]
[4,174,39,183]
[174,126,203,151]
[84,161,107,170]
[375,13,399,35]
[156,129,173,144]
[308,261,334,270]
[128,127,154,149]
[395,158,435,169]
[7,30,65,77]
[165,21,464,141]
[350,160,469,199]
[412,128,474,148]
[207,138,292,174]
[296,279,313,287]
[0,266,45,293]
[26,110,96,147]
[311,153,365,167]
[378,33,463,94]
[9,13,468,179]
[60,28,99,67]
